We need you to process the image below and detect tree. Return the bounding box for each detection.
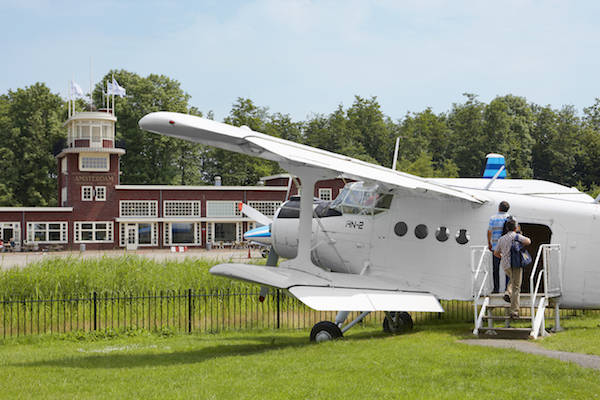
[448,94,486,177]
[482,95,534,179]
[345,96,393,165]
[202,98,279,185]
[0,83,65,206]
[93,70,197,185]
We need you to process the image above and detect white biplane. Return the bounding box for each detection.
[139,112,600,341]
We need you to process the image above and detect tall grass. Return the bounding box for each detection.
[0,256,257,298]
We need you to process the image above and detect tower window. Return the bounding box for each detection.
[79,153,109,171]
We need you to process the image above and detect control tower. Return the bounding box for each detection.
[56,101,125,210]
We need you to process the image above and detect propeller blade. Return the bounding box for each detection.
[238,202,272,226]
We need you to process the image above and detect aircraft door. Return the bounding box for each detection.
[518,223,552,293]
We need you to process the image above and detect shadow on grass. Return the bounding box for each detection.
[12,323,474,370]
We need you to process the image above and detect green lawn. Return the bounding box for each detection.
[0,323,598,399]
[539,315,600,356]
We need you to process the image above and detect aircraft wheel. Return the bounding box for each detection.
[383,312,413,334]
[261,248,269,258]
[310,321,343,342]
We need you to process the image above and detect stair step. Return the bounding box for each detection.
[478,327,532,339]
[483,315,530,321]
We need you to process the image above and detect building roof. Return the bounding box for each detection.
[115,185,288,191]
[0,207,73,212]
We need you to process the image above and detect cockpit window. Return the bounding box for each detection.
[330,182,393,216]
[276,197,342,219]
[276,198,300,219]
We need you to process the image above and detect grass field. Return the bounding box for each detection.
[0,256,258,297]
[540,315,600,356]
[0,322,599,400]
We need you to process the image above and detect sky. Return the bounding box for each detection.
[1,0,600,122]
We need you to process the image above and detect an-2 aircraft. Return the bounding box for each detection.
[139,112,600,342]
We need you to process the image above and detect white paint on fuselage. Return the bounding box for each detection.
[271,180,600,309]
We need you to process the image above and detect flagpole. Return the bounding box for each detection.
[89,57,93,110]
[112,74,115,118]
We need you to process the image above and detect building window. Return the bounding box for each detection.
[61,186,67,206]
[79,153,109,171]
[27,222,68,243]
[164,222,201,246]
[0,222,21,245]
[206,201,241,217]
[61,157,67,174]
[214,223,237,243]
[318,188,332,201]
[81,186,93,201]
[247,201,282,218]
[74,222,113,243]
[120,201,158,217]
[164,201,201,217]
[95,186,106,201]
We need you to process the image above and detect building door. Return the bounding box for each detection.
[1,228,13,242]
[127,225,137,246]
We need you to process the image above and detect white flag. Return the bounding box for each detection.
[108,78,126,97]
[71,81,85,99]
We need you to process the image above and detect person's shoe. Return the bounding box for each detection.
[503,294,511,303]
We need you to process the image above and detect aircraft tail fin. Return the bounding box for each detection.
[483,153,506,179]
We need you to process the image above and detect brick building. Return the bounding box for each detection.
[0,109,343,251]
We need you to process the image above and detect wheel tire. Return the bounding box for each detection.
[310,321,343,342]
[261,248,269,258]
[383,312,413,334]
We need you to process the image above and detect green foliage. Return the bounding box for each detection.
[0,83,65,206]
[93,70,205,185]
[397,152,459,178]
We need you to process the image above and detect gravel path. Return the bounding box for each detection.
[460,339,600,370]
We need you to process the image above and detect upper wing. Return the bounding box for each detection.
[139,112,487,204]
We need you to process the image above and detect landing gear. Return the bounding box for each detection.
[310,321,343,342]
[261,248,269,258]
[383,311,413,334]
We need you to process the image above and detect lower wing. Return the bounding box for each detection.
[210,263,443,312]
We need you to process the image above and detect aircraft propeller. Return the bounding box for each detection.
[238,202,279,302]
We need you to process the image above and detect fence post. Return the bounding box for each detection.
[187,288,192,334]
[276,289,280,329]
[93,291,97,331]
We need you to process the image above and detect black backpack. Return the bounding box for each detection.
[510,234,532,268]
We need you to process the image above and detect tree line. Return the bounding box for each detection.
[1,69,600,206]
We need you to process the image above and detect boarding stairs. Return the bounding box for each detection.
[471,244,562,339]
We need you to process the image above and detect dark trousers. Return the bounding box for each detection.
[492,255,509,293]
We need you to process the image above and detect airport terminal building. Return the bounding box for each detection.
[0,109,343,251]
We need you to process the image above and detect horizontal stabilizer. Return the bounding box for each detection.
[289,286,443,312]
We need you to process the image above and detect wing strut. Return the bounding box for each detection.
[280,166,331,277]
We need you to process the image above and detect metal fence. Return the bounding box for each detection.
[1,290,597,338]
[0,289,477,338]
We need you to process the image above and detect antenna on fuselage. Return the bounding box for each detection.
[391,136,401,170]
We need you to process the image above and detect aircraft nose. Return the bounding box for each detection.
[139,112,178,134]
[243,225,271,243]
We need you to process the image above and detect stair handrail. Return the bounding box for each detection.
[529,244,560,328]
[471,246,490,299]
[471,246,490,328]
